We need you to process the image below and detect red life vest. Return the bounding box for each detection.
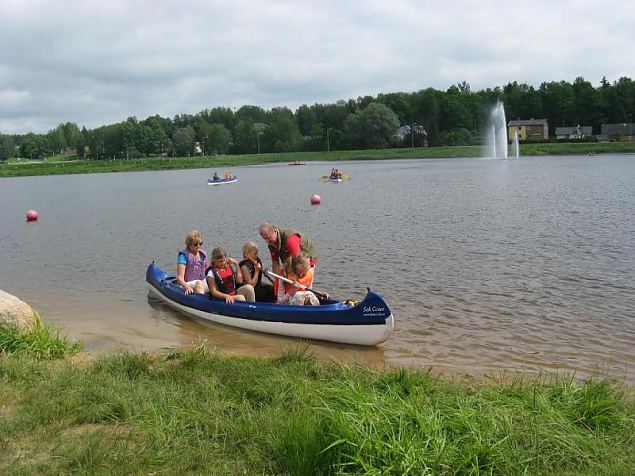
[209,265,236,295]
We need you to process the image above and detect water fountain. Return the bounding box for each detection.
[485,101,508,159]
[511,130,520,159]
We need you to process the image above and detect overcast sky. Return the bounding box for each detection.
[1,0,633,134]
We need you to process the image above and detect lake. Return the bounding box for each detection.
[1,155,634,381]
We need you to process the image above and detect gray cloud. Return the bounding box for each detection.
[1,0,633,133]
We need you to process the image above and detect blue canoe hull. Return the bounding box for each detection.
[146,263,393,345]
[207,176,237,185]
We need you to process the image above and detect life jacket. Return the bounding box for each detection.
[267,226,318,264]
[283,267,314,296]
[239,256,263,287]
[208,264,236,295]
[179,248,208,282]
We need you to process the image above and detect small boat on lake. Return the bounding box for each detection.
[288,161,306,166]
[322,172,349,182]
[146,263,393,346]
[207,176,237,185]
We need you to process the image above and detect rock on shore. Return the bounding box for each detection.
[0,289,38,332]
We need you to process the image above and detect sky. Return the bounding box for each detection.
[1,0,634,134]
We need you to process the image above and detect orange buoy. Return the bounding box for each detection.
[26,210,39,221]
[310,194,321,205]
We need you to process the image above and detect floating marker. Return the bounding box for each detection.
[310,194,321,205]
[26,210,39,221]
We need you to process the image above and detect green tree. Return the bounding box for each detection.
[19,133,47,159]
[539,81,575,128]
[262,107,301,152]
[296,104,317,136]
[172,127,195,156]
[344,102,399,149]
[572,77,602,131]
[46,126,66,154]
[143,115,170,155]
[209,107,235,130]
[440,128,475,146]
[62,122,82,150]
[235,105,266,124]
[0,134,16,160]
[206,123,232,154]
[232,119,256,154]
[377,92,413,124]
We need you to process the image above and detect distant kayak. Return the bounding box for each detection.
[208,176,237,185]
[289,161,306,166]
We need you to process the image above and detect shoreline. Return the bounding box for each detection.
[2,142,635,178]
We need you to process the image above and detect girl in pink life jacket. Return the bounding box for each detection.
[176,230,209,295]
[206,247,255,304]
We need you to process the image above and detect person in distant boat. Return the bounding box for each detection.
[239,242,275,302]
[213,171,220,180]
[279,254,320,305]
[224,171,232,179]
[259,222,318,301]
[206,247,255,303]
[176,230,209,295]
[330,168,336,178]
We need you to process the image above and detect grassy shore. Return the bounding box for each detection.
[1,322,634,475]
[2,142,634,178]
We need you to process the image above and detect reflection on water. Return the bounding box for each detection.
[1,155,634,382]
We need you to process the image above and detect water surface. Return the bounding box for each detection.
[1,155,633,381]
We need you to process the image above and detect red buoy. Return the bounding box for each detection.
[26,210,39,222]
[310,194,321,205]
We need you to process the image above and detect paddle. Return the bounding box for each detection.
[263,269,330,300]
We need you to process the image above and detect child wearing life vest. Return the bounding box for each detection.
[278,254,319,305]
[206,247,255,304]
[239,241,275,302]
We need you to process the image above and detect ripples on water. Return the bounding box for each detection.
[1,155,633,381]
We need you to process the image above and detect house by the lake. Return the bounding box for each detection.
[507,119,548,142]
[555,125,593,140]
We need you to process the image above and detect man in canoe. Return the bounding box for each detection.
[259,222,318,299]
[259,222,318,273]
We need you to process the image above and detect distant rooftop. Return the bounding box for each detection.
[555,126,593,135]
[508,119,548,126]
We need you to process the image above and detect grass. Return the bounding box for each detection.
[1,343,633,475]
[2,142,634,178]
[0,312,82,359]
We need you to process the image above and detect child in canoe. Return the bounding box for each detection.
[206,247,255,303]
[278,254,320,305]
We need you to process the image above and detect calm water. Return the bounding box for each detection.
[1,155,634,381]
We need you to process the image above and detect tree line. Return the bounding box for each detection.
[1,76,634,160]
